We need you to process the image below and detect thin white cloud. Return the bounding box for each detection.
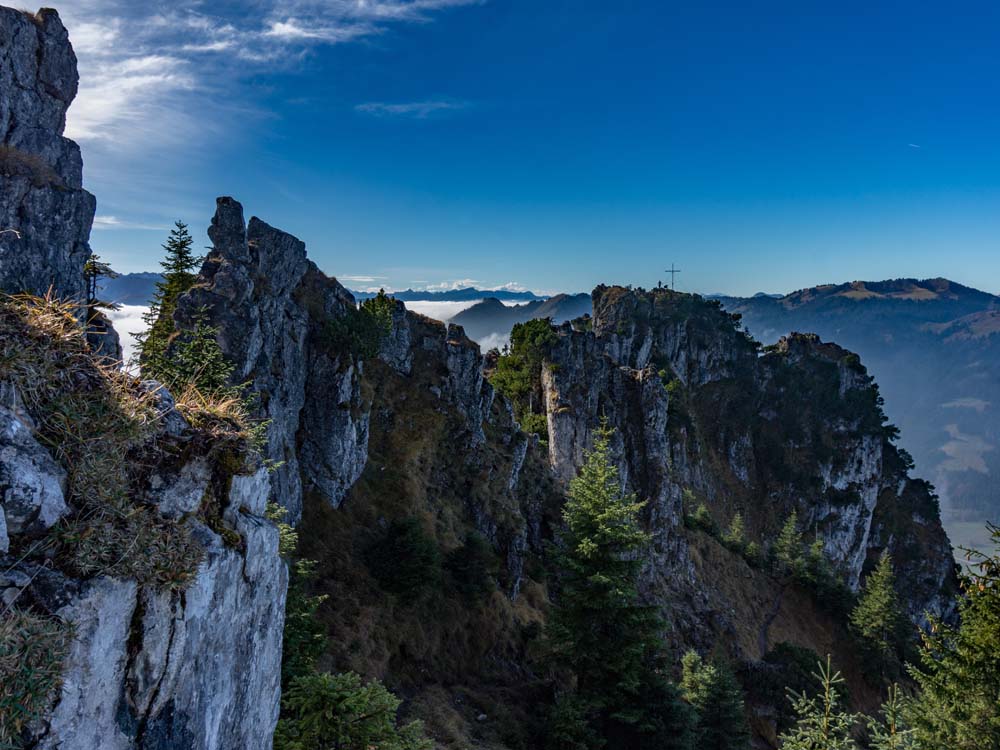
[355,100,470,118]
[59,0,480,145]
[339,274,388,282]
[93,215,168,231]
[908,143,922,149]
[54,0,480,234]
[424,278,481,290]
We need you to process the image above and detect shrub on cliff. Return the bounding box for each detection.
[274,671,432,750]
[134,221,201,375]
[489,318,557,438]
[322,289,394,359]
[0,294,204,589]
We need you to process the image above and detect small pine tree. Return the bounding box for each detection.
[546,420,691,748]
[274,671,432,750]
[850,552,907,681]
[773,511,804,574]
[906,525,1000,750]
[722,513,747,552]
[135,221,201,375]
[681,651,750,750]
[866,684,916,750]
[82,253,119,309]
[779,655,859,750]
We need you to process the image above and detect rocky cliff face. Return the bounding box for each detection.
[0,10,288,749]
[540,286,958,650]
[171,197,369,524]
[0,8,93,302]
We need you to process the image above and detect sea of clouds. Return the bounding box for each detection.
[108,299,513,365]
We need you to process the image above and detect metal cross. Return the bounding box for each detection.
[665,263,681,290]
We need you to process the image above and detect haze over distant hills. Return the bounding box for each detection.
[100,272,999,552]
[99,274,546,306]
[717,278,1000,554]
[449,293,592,344]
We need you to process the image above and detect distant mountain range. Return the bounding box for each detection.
[449,293,592,344]
[97,271,161,305]
[352,286,543,302]
[99,273,545,306]
[99,272,1000,550]
[717,278,1000,552]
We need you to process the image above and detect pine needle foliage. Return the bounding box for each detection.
[274,672,432,750]
[680,651,751,750]
[773,511,805,575]
[850,553,908,682]
[778,655,859,750]
[134,221,201,374]
[866,684,916,750]
[546,420,692,749]
[722,512,747,553]
[906,525,1000,750]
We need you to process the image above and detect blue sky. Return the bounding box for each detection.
[61,0,1000,296]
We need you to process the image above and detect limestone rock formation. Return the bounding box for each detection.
[172,197,370,522]
[539,286,958,648]
[11,469,286,750]
[0,7,94,301]
[0,404,68,550]
[0,10,288,749]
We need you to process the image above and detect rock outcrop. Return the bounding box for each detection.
[8,468,286,750]
[539,286,958,648]
[0,10,288,750]
[0,7,94,301]
[172,197,370,522]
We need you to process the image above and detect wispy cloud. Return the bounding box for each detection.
[424,278,481,290]
[55,0,480,237]
[355,100,470,118]
[908,143,922,149]
[93,215,168,231]
[59,1,481,146]
[339,274,388,283]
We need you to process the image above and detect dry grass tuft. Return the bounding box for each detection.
[0,608,71,746]
[173,383,266,465]
[0,294,203,588]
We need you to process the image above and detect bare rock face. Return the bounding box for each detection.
[540,286,958,646]
[0,12,289,747]
[26,469,286,750]
[173,197,371,521]
[0,402,68,547]
[0,7,94,301]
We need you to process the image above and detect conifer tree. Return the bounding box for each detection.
[546,421,691,749]
[773,511,804,574]
[866,684,915,750]
[680,651,751,750]
[134,221,201,375]
[778,655,859,750]
[850,552,907,681]
[83,253,119,309]
[906,525,1000,750]
[722,512,747,552]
